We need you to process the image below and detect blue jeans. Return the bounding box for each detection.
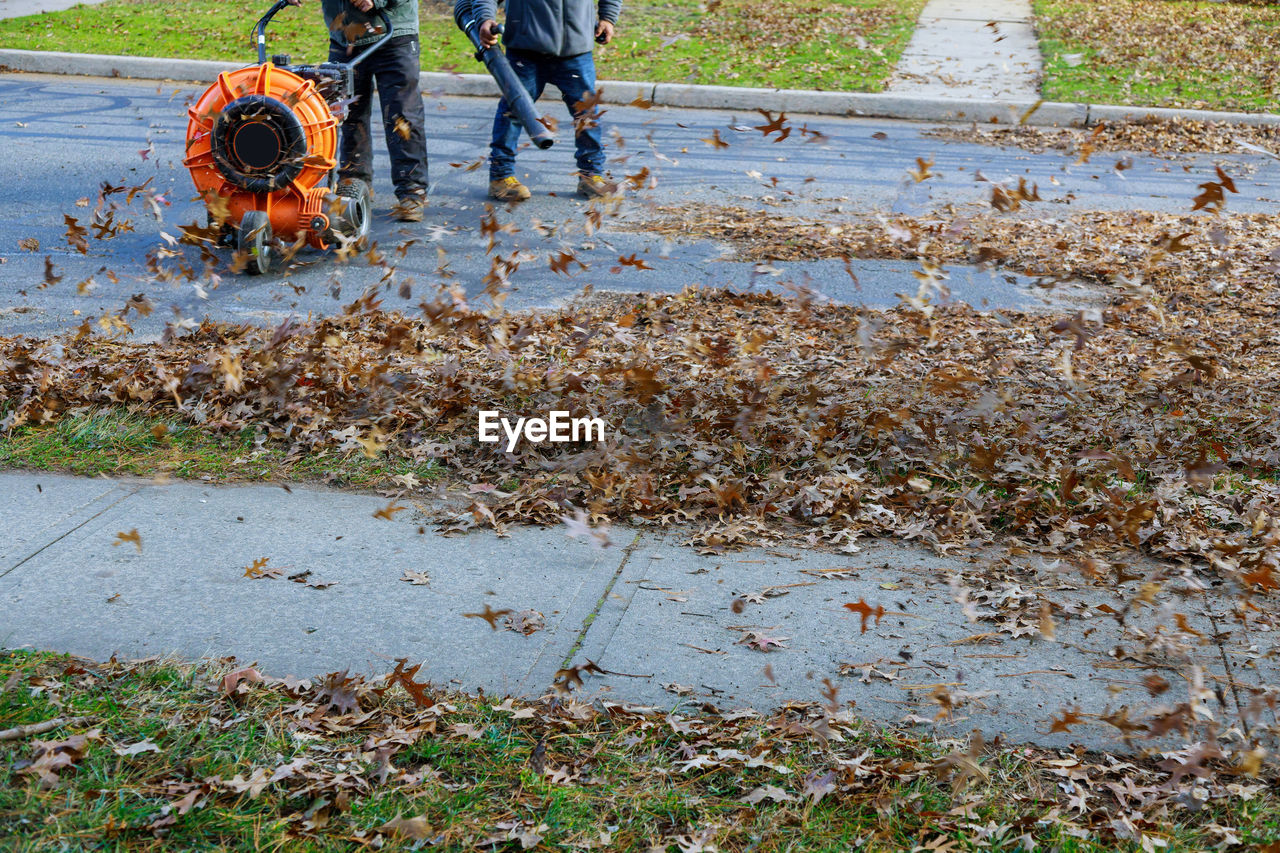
[489,50,605,181]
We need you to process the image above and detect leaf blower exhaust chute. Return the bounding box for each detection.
[454,0,555,150]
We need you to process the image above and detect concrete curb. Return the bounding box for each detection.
[2,48,1278,128]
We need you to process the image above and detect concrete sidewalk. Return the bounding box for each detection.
[890,0,1041,100]
[2,470,1273,749]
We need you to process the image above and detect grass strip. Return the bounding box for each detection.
[1034,0,1280,112]
[2,649,1278,850]
[0,0,926,92]
[0,406,441,490]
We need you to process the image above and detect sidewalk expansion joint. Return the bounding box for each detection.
[1206,607,1249,735]
[559,531,643,669]
[0,485,137,580]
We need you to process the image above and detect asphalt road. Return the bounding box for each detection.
[1,72,1277,337]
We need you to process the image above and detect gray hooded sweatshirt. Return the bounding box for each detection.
[456,0,621,58]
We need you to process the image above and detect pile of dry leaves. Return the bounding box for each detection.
[4,196,1280,585]
[925,117,1280,158]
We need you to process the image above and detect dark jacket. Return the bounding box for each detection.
[323,0,418,47]
[456,0,621,58]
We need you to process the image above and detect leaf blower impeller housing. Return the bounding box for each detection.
[183,0,390,274]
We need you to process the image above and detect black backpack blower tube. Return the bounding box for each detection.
[454,0,555,149]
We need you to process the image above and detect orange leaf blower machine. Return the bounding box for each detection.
[183,0,390,274]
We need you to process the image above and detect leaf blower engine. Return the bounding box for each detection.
[183,0,390,274]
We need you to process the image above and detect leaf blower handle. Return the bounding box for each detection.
[256,1,392,67]
[255,0,292,65]
[347,9,395,68]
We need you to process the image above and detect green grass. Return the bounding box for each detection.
[0,398,1243,521]
[1034,0,1280,111]
[0,407,442,489]
[0,0,925,91]
[3,649,1279,850]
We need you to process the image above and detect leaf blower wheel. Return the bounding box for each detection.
[210,95,308,194]
[237,210,274,275]
[331,180,372,245]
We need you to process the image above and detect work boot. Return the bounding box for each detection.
[577,173,619,199]
[489,176,532,202]
[394,196,425,222]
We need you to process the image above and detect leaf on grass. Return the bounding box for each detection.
[800,769,837,804]
[740,784,793,804]
[222,766,272,798]
[23,729,101,788]
[313,671,362,716]
[379,815,433,840]
[113,739,161,756]
[222,667,264,696]
[388,658,435,708]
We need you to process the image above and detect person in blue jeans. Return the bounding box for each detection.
[456,0,621,202]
